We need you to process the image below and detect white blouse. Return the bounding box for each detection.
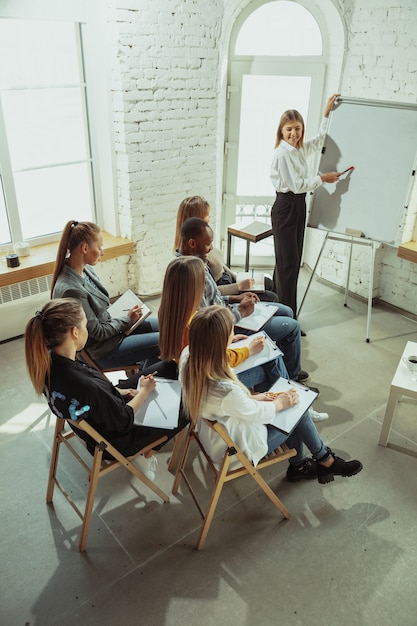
[179,348,276,467]
[270,117,328,194]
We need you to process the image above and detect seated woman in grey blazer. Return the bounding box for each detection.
[51,220,159,370]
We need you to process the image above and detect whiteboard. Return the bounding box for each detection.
[307,97,417,243]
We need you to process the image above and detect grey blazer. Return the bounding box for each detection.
[52,264,131,359]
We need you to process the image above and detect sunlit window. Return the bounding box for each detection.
[235,1,322,56]
[236,75,311,195]
[0,19,95,243]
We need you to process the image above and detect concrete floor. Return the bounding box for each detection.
[1,269,417,626]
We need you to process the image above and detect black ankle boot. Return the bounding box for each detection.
[286,458,317,482]
[317,449,363,484]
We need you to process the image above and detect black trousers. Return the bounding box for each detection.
[271,191,306,318]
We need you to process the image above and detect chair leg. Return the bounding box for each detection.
[233,447,291,520]
[196,453,232,550]
[167,428,187,473]
[172,426,194,494]
[80,422,170,502]
[78,445,104,552]
[249,469,291,519]
[46,419,65,504]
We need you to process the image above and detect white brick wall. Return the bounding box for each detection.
[108,0,221,295]
[105,0,417,318]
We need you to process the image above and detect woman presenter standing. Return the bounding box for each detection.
[270,93,343,320]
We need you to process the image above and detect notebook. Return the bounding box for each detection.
[235,302,277,332]
[267,377,318,434]
[107,289,151,335]
[134,378,181,430]
[231,331,283,374]
[236,271,265,292]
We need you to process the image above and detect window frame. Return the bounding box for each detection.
[0,0,118,246]
[222,0,327,267]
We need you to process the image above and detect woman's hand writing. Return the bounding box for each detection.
[237,277,255,291]
[126,373,156,413]
[128,304,142,323]
[248,335,265,355]
[138,373,156,396]
[272,389,299,411]
[236,293,259,317]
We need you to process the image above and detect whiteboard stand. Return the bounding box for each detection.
[298,232,377,342]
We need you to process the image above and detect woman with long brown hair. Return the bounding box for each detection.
[51,220,159,370]
[157,255,285,392]
[25,298,185,460]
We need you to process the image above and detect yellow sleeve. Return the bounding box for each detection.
[227,346,249,367]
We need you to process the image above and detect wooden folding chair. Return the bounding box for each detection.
[172,419,296,549]
[77,353,185,474]
[46,415,169,551]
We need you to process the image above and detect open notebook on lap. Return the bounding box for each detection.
[267,378,318,434]
[108,289,151,335]
[235,302,276,332]
[134,379,181,429]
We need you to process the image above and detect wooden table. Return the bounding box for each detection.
[226,221,273,271]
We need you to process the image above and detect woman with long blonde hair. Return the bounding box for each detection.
[180,306,363,484]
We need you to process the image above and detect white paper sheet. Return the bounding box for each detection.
[236,271,265,292]
[231,331,283,374]
[235,302,277,332]
[134,379,181,429]
[267,377,318,434]
[108,289,151,335]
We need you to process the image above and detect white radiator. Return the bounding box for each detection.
[0,276,52,342]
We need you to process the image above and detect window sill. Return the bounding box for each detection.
[397,241,417,264]
[0,232,135,288]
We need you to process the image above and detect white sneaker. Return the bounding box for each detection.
[137,455,158,481]
[310,408,330,422]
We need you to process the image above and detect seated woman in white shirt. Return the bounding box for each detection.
[179,305,363,484]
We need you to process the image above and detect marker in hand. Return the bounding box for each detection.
[341,166,354,174]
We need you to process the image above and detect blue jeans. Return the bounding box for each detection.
[96,316,160,370]
[266,411,330,466]
[238,355,289,392]
[237,303,301,379]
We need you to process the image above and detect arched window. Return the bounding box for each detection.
[223,1,327,265]
[235,1,322,56]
